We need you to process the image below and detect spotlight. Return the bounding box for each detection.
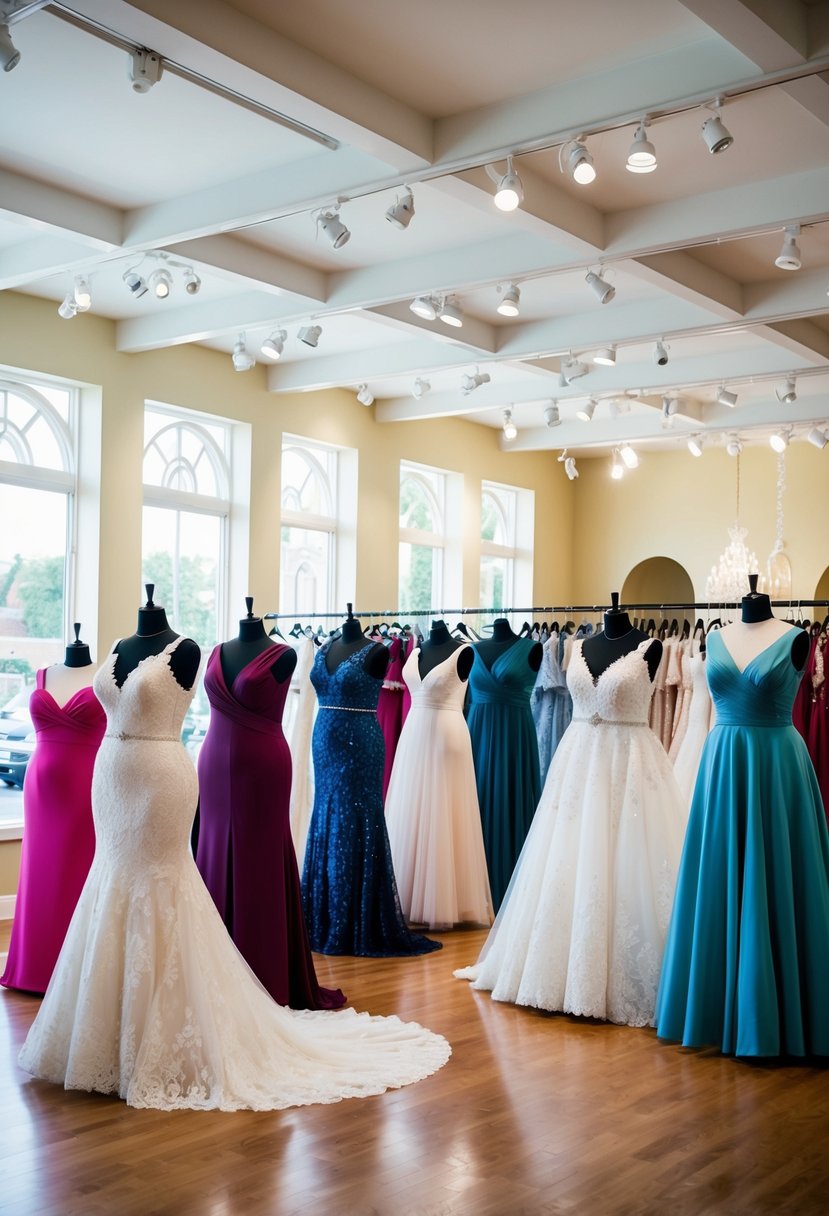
[769,428,790,453]
[502,408,518,441]
[576,399,596,422]
[620,444,639,469]
[0,23,21,72]
[626,120,657,173]
[585,271,615,305]
[297,324,322,348]
[565,456,579,480]
[461,371,491,395]
[776,377,797,404]
[57,294,78,320]
[128,48,163,93]
[726,435,742,457]
[232,334,254,372]
[260,329,287,360]
[316,208,351,249]
[385,189,414,230]
[560,139,596,185]
[544,402,560,428]
[183,268,201,295]
[73,277,92,312]
[611,450,625,480]
[653,340,669,366]
[807,426,829,449]
[661,396,678,418]
[356,384,374,407]
[438,296,464,327]
[412,378,430,399]
[775,225,801,271]
[593,346,617,366]
[123,268,148,298]
[687,435,704,458]
[560,356,588,383]
[717,386,738,407]
[701,98,734,154]
[497,284,520,317]
[148,268,172,299]
[486,156,524,211]
[410,295,438,320]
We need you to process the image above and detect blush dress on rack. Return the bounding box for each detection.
[385,645,493,930]
[1,672,105,994]
[656,629,829,1057]
[18,640,450,1111]
[301,644,442,957]
[195,644,345,1011]
[456,640,686,1028]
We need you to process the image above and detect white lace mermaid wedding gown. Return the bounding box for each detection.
[19,640,450,1110]
[456,639,686,1027]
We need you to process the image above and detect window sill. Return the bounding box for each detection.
[0,823,23,843]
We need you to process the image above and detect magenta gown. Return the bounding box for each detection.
[1,671,104,994]
[195,644,345,1010]
[376,637,405,800]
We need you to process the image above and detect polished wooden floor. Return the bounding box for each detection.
[1,922,827,1216]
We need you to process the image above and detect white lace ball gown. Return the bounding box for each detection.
[456,639,687,1027]
[18,640,450,1111]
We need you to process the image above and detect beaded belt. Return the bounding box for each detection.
[573,713,648,728]
[318,705,377,714]
[104,731,180,742]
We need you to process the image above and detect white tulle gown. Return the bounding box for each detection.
[456,639,686,1027]
[18,640,450,1111]
[385,645,493,930]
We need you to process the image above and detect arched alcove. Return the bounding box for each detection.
[621,557,695,606]
[815,565,829,601]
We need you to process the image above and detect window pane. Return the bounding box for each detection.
[142,506,221,652]
[280,525,332,616]
[143,417,228,499]
[281,447,334,518]
[399,542,439,612]
[481,555,511,611]
[481,492,505,543]
[400,476,436,532]
[0,387,71,472]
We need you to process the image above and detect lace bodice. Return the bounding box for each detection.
[403,645,469,711]
[568,639,656,725]
[94,638,196,740]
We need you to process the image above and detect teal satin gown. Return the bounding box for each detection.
[656,628,829,1057]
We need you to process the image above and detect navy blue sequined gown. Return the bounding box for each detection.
[301,643,442,957]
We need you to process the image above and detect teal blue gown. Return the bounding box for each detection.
[656,628,829,1057]
[467,640,541,910]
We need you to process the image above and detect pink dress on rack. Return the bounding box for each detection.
[806,633,829,824]
[1,670,104,994]
[376,636,405,800]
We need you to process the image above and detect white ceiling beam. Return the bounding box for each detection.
[0,167,122,248]
[165,235,327,302]
[265,340,481,394]
[626,252,744,319]
[743,265,829,319]
[751,318,829,364]
[0,235,121,290]
[115,291,299,352]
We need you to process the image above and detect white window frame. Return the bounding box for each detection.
[280,436,342,617]
[399,460,451,611]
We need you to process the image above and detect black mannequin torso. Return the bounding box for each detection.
[326,612,390,679]
[581,597,662,683]
[112,586,201,691]
[418,619,473,680]
[474,617,542,673]
[64,622,92,668]
[219,599,296,687]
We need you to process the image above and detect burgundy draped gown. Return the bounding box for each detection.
[195,644,345,1010]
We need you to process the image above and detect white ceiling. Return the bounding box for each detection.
[2,0,829,460]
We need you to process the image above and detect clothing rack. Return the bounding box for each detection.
[265,599,829,620]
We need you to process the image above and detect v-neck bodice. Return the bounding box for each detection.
[311,643,383,711]
[568,639,656,726]
[468,637,538,708]
[204,644,290,734]
[707,629,802,727]
[403,645,469,712]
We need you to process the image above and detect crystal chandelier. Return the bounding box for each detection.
[766,451,792,599]
[705,453,763,601]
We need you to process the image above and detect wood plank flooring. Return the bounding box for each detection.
[1,926,827,1216]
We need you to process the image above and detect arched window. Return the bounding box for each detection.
[280,439,338,616]
[399,463,446,612]
[481,482,518,611]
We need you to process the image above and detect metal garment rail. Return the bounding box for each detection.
[264,600,829,620]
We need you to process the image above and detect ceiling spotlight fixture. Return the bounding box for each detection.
[769,428,791,453]
[626,119,657,174]
[486,156,524,211]
[316,206,351,249]
[0,22,21,72]
[497,283,521,317]
[565,456,579,480]
[57,293,78,320]
[543,402,560,428]
[502,408,518,441]
[611,449,625,480]
[356,384,374,407]
[128,47,163,93]
[298,323,322,348]
[410,295,438,320]
[619,444,639,469]
[661,396,680,420]
[73,277,92,312]
[183,268,201,295]
[385,188,415,230]
[687,434,704,458]
[438,296,464,327]
[412,378,430,399]
[559,138,596,185]
[775,377,797,404]
[585,270,615,305]
[701,97,734,154]
[726,435,742,457]
[260,329,287,360]
[593,346,617,366]
[461,371,491,396]
[560,356,589,383]
[231,334,254,372]
[122,268,148,298]
[148,268,173,299]
[807,426,829,449]
[775,224,801,271]
[653,340,669,366]
[576,398,596,422]
[717,386,738,407]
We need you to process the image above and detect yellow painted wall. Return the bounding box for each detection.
[0,840,20,899]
